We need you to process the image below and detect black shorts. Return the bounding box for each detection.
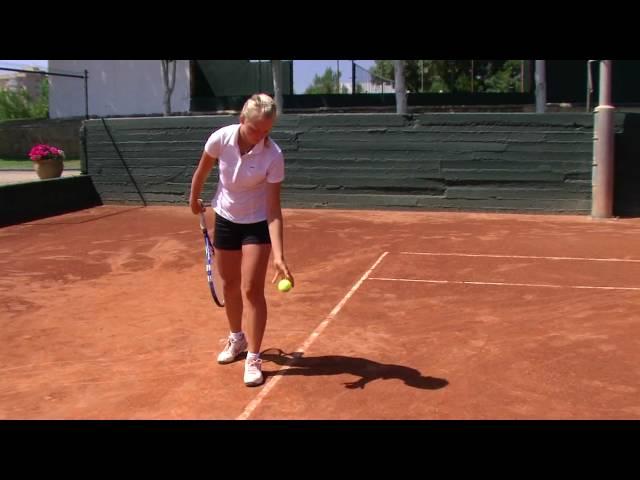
[213,213,271,250]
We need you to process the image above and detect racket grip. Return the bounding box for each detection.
[199,211,207,230]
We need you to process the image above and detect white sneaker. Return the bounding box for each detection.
[244,358,264,387]
[217,335,248,364]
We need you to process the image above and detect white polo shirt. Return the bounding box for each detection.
[204,124,285,224]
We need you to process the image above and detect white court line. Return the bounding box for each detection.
[236,251,389,421]
[368,277,640,291]
[400,252,640,263]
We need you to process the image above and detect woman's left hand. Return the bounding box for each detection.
[271,258,294,287]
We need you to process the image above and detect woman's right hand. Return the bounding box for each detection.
[190,198,205,215]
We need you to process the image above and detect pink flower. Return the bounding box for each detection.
[28,144,65,162]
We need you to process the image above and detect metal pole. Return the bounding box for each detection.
[352,60,356,94]
[471,60,474,93]
[0,66,86,118]
[523,60,532,93]
[591,60,615,218]
[394,60,407,114]
[535,60,546,113]
[586,60,597,112]
[84,69,89,119]
[0,67,83,79]
[586,60,592,112]
[289,61,294,95]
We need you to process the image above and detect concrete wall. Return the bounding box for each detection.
[49,60,190,119]
[82,113,604,214]
[0,176,102,227]
[0,118,81,158]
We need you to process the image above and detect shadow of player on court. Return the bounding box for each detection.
[259,348,449,390]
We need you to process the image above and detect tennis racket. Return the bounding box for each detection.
[199,211,224,308]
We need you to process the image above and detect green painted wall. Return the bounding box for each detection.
[614,113,640,217]
[546,60,640,104]
[81,113,638,215]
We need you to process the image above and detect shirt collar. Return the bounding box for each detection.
[232,124,265,155]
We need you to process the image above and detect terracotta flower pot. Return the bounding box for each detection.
[34,158,64,179]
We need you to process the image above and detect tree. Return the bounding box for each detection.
[370,60,523,94]
[271,60,284,115]
[471,60,523,93]
[354,83,366,94]
[372,60,472,93]
[304,68,348,94]
[0,78,49,120]
[161,60,177,116]
[371,60,423,93]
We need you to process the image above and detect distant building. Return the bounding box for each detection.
[0,69,45,100]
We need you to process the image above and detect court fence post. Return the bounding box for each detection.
[591,60,615,219]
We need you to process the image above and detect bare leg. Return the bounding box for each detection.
[216,249,243,333]
[241,243,271,353]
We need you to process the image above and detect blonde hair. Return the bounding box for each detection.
[241,93,278,121]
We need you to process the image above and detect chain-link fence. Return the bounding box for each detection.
[351,61,394,94]
[299,60,530,95]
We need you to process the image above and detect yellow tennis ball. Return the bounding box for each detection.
[277,278,292,292]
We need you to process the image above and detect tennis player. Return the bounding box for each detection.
[189,93,294,387]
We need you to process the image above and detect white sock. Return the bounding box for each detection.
[246,352,260,362]
[230,331,244,341]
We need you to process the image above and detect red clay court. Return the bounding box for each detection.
[2,206,640,419]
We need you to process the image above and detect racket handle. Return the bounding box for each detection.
[199,211,207,230]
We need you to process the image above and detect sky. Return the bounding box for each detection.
[0,60,48,70]
[291,60,375,93]
[0,60,376,94]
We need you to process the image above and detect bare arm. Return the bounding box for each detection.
[266,182,294,286]
[189,150,216,214]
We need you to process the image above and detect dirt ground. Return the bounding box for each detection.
[2,205,640,419]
